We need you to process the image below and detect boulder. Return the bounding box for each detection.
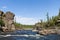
[0,11,15,32]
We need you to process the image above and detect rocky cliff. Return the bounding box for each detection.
[0,11,15,32]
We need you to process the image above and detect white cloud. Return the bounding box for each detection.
[15,16,40,25]
[2,6,7,9]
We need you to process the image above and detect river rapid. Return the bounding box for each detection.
[0,30,60,40]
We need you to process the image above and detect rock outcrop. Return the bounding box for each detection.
[0,11,15,32]
[38,29,57,35]
[34,22,43,31]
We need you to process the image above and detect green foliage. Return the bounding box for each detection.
[14,22,22,27]
[22,25,33,28]
[14,22,33,29]
[36,12,60,29]
[0,20,5,26]
[44,16,58,28]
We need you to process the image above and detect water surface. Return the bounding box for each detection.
[0,30,60,40]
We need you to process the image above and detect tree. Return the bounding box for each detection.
[46,12,50,27]
[58,9,60,16]
[0,12,5,27]
[0,20,5,26]
[47,12,49,23]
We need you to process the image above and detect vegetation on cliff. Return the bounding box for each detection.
[0,10,60,30]
[0,20,5,26]
[35,9,60,29]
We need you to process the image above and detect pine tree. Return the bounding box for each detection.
[59,9,60,16]
[46,12,49,24]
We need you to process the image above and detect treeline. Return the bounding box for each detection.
[43,15,59,28]
[14,22,34,30]
[37,10,60,29]
[13,10,60,29]
[14,15,59,29]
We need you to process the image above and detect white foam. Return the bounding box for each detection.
[32,30,38,32]
[0,34,44,38]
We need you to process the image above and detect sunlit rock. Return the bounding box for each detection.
[0,11,15,32]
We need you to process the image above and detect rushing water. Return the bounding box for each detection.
[0,30,60,40]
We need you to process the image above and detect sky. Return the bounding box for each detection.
[0,0,60,25]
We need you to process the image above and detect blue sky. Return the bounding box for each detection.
[0,0,60,25]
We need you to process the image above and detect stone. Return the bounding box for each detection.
[34,22,43,30]
[0,11,4,16]
[38,29,57,35]
[0,11,15,32]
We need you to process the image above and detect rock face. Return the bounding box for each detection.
[0,11,15,32]
[38,29,57,35]
[34,22,43,30]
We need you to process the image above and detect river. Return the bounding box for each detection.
[0,30,60,40]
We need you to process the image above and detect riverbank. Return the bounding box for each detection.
[38,29,60,35]
[21,28,60,35]
[0,28,60,36]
